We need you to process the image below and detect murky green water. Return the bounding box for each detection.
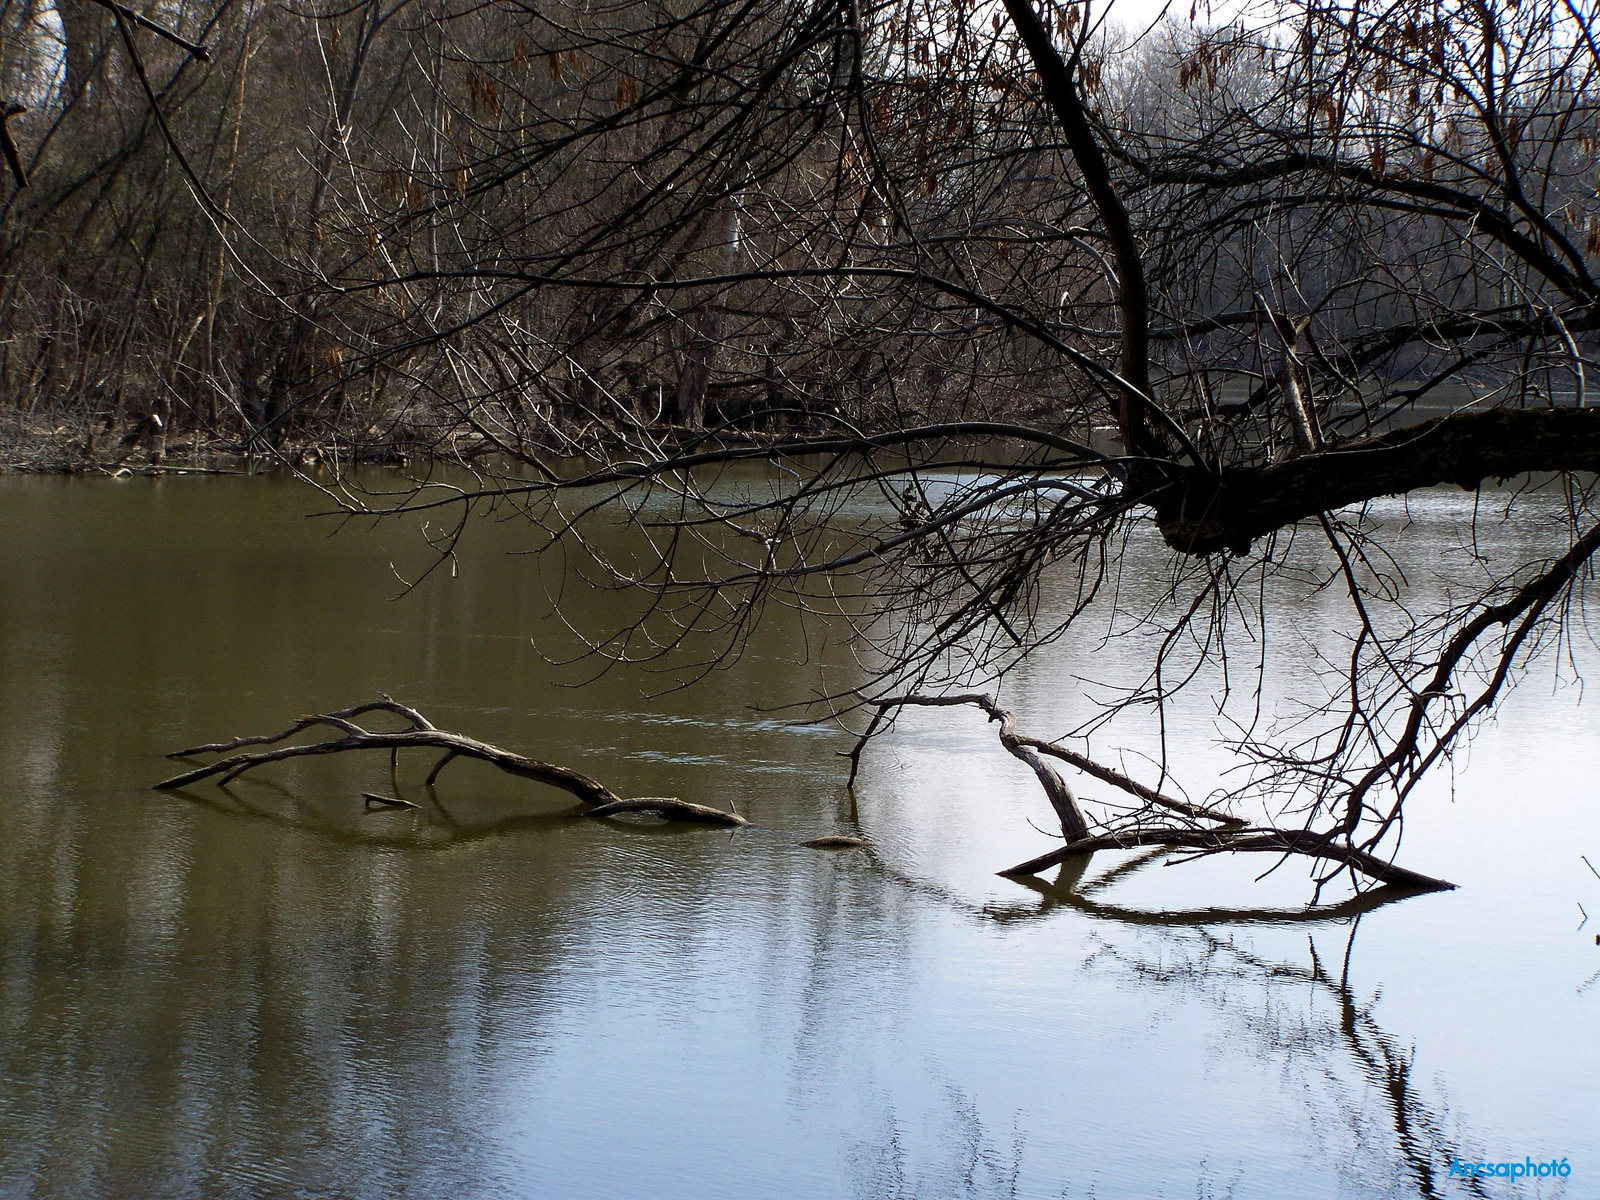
[0,473,1596,1199]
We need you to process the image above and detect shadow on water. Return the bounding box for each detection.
[169,774,1443,923]
[1066,900,1492,1200]
[997,852,1444,928]
[169,777,591,848]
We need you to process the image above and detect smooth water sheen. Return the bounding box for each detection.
[0,473,1596,1199]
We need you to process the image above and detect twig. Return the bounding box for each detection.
[89,0,209,60]
[363,792,420,810]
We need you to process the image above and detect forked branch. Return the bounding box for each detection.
[846,693,1239,829]
[155,698,745,825]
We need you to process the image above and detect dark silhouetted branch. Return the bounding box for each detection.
[1157,408,1600,555]
[89,0,210,60]
[846,692,1092,840]
[1,103,26,191]
[999,827,1455,893]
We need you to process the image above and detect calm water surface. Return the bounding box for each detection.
[0,473,1596,1199]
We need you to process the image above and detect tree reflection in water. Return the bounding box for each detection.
[154,775,1495,1199]
[854,846,1492,1199]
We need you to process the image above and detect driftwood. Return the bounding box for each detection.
[156,698,733,826]
[803,835,866,849]
[845,693,1455,894]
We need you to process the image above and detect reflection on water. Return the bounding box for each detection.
[0,474,1595,1198]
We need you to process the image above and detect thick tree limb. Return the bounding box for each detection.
[1158,407,1600,555]
[1000,0,1162,459]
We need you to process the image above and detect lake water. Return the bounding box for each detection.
[0,472,1595,1199]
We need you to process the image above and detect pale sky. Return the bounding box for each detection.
[1092,0,1260,36]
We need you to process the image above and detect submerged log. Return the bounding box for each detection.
[585,797,747,825]
[803,835,866,849]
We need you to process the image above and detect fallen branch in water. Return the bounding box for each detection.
[362,791,420,810]
[845,693,1455,894]
[586,797,746,825]
[998,827,1453,891]
[156,697,732,824]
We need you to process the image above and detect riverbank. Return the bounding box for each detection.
[0,413,413,475]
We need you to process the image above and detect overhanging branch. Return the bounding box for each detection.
[1157,407,1600,555]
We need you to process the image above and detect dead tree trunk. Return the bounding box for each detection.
[672,193,741,428]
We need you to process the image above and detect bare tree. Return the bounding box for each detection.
[5,0,1597,895]
[288,0,1600,896]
